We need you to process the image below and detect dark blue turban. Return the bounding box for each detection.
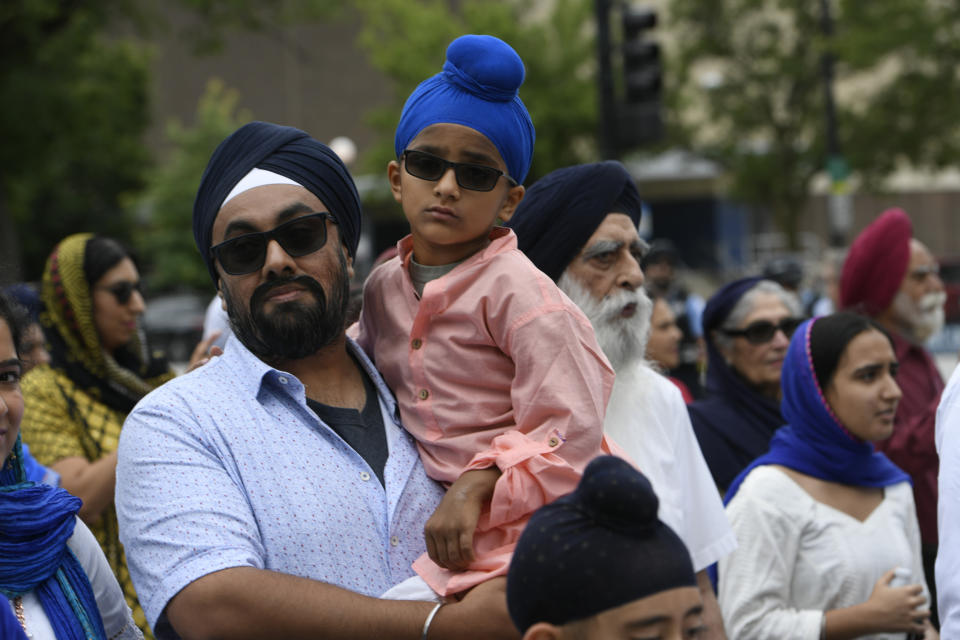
[4,283,42,323]
[506,161,643,282]
[394,34,536,184]
[507,456,696,633]
[193,121,362,284]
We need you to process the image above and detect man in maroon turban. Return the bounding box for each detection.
[840,207,946,625]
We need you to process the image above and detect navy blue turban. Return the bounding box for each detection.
[507,456,696,633]
[193,121,362,284]
[506,161,643,282]
[4,283,41,323]
[394,34,536,184]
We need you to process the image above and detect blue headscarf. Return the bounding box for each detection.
[193,121,363,285]
[507,161,643,282]
[0,436,107,640]
[688,277,784,492]
[394,34,536,184]
[724,317,911,503]
[0,599,27,640]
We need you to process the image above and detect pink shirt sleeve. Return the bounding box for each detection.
[462,301,615,528]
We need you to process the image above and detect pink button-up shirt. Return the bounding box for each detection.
[356,227,616,595]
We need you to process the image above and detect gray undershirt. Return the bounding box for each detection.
[409,257,464,296]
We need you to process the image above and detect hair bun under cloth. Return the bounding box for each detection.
[394,34,536,184]
[507,456,697,633]
[442,34,525,101]
[577,455,660,536]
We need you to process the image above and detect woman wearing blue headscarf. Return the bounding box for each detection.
[0,291,143,640]
[718,313,937,639]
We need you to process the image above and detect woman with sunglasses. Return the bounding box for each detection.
[688,276,803,493]
[718,312,937,639]
[19,234,176,638]
[0,290,144,640]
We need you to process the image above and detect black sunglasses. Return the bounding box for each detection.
[722,317,803,344]
[402,149,517,192]
[211,212,332,276]
[99,281,143,305]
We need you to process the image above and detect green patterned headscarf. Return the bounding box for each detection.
[40,234,171,413]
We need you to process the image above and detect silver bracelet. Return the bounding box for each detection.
[820,612,827,640]
[421,602,444,640]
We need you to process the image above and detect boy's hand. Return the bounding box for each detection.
[425,467,501,571]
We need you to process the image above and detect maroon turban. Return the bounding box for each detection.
[839,208,912,316]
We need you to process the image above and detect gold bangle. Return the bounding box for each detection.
[421,602,444,640]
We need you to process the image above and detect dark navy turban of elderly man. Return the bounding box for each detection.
[193,121,362,285]
[505,161,643,282]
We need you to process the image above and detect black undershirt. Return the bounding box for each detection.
[306,366,388,486]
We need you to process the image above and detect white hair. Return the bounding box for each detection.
[712,279,802,354]
[557,270,653,373]
[892,289,946,343]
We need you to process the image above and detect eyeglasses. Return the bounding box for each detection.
[722,317,803,344]
[98,281,143,305]
[402,149,517,192]
[211,213,332,276]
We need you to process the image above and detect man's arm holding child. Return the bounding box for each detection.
[166,568,518,640]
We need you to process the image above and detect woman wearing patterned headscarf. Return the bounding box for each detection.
[20,234,174,638]
[0,290,143,640]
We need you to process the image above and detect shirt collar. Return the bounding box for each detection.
[396,225,517,270]
[220,332,400,420]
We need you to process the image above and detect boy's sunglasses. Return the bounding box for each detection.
[402,149,517,192]
[98,281,143,305]
[721,317,803,344]
[211,212,332,276]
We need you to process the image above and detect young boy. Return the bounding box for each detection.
[355,34,618,599]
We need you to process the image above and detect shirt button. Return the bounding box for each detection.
[548,436,560,447]
[278,376,288,384]
[418,389,429,400]
[360,471,371,481]
[390,536,400,547]
[411,338,423,349]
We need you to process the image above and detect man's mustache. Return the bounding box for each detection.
[251,275,327,312]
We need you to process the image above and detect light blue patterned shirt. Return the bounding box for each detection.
[116,336,445,639]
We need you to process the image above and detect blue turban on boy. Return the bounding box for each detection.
[193,121,362,285]
[394,34,536,184]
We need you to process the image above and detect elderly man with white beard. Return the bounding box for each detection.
[839,208,947,628]
[506,161,736,640]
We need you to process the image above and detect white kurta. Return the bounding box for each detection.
[936,362,960,637]
[720,465,926,640]
[604,362,737,571]
[6,517,142,640]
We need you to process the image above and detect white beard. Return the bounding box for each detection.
[892,289,947,343]
[557,271,653,373]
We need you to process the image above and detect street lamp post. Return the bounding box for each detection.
[819,0,852,247]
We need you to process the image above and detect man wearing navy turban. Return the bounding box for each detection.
[116,121,518,639]
[506,161,735,640]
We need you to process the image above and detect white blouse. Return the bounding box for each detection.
[6,517,142,640]
[719,465,926,640]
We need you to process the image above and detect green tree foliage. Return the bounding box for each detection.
[353,0,598,185]
[0,3,150,281]
[668,0,960,247]
[133,79,252,292]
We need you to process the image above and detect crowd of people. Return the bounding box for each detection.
[2,33,957,640]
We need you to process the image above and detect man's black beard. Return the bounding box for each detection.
[223,256,351,362]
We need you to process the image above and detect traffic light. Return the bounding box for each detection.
[619,5,662,147]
